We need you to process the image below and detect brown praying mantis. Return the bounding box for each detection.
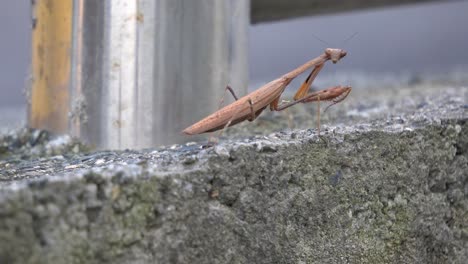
[182,48,351,136]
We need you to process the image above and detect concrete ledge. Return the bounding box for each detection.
[0,84,467,263]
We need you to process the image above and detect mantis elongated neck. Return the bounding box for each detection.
[283,53,329,79]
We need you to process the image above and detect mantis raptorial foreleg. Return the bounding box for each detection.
[293,63,325,100]
[275,86,352,135]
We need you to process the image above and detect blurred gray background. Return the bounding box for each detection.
[0,1,467,124]
[0,1,30,107]
[248,0,468,89]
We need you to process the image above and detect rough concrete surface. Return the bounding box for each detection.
[0,82,467,263]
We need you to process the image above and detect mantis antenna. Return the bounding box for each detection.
[342,32,359,45]
[311,33,332,47]
[312,32,359,48]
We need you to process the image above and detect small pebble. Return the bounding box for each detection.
[214,145,230,157]
[94,159,105,165]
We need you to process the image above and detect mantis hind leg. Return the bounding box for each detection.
[317,95,321,135]
[247,99,257,121]
[208,98,258,145]
[207,85,241,145]
[218,85,239,110]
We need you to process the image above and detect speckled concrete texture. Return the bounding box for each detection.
[0,83,467,263]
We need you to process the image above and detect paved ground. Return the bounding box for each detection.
[0,80,467,263]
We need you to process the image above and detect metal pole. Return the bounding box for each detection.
[30,0,73,133]
[69,0,249,149]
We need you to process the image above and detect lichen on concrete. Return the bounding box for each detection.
[0,84,467,263]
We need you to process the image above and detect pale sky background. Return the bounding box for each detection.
[0,1,467,107]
